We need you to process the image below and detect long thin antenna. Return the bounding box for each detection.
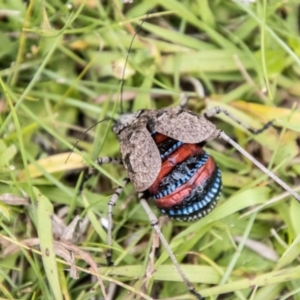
[120,11,152,113]
[65,118,112,163]
[66,12,151,163]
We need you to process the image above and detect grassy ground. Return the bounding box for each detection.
[1,0,300,299]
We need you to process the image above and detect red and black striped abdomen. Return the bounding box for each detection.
[148,133,222,221]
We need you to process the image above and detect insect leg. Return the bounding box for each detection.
[179,78,205,109]
[107,177,130,266]
[95,157,123,165]
[138,192,204,300]
[80,157,123,193]
[205,106,273,134]
[179,93,189,109]
[218,131,300,202]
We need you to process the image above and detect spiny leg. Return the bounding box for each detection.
[107,177,130,266]
[204,107,300,200]
[179,93,189,109]
[138,192,204,300]
[95,157,123,165]
[80,157,123,193]
[178,78,205,109]
[204,106,273,134]
[218,131,300,202]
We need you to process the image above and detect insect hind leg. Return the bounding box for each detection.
[218,131,300,202]
[204,106,274,135]
[138,192,204,300]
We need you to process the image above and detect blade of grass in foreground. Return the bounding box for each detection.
[35,187,63,300]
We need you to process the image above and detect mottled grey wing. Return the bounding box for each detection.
[152,107,217,143]
[119,123,161,192]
